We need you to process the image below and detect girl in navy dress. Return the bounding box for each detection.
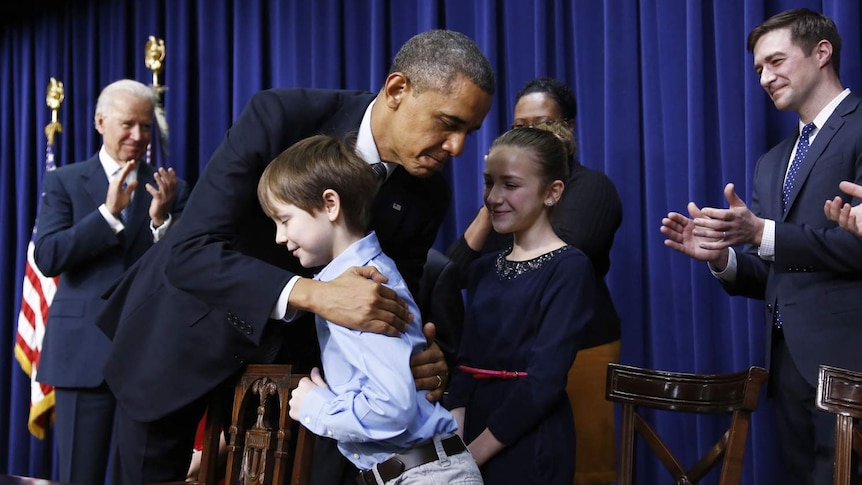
[447,124,597,484]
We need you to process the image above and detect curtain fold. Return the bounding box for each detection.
[3,1,861,483]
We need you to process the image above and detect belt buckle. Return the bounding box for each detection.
[376,457,406,482]
[358,457,406,484]
[356,470,374,485]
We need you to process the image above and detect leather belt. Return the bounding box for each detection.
[459,364,528,379]
[356,435,466,485]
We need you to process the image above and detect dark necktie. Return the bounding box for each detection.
[113,167,131,224]
[370,162,387,182]
[781,122,816,212]
[774,122,816,330]
[120,180,133,224]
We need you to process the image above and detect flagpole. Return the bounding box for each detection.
[14,77,64,439]
[145,35,169,164]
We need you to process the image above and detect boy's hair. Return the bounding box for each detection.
[258,135,378,235]
[490,126,571,186]
[747,8,842,77]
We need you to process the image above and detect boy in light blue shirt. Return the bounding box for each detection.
[257,134,481,485]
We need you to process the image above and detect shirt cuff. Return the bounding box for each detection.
[150,213,172,243]
[709,247,738,283]
[271,275,303,321]
[99,204,124,234]
[299,386,336,438]
[756,219,776,261]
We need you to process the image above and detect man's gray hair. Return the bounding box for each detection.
[94,79,156,127]
[390,29,495,96]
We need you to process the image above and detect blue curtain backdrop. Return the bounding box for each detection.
[2,0,861,483]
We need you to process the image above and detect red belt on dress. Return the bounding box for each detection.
[459,365,528,379]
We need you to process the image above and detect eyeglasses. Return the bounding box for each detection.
[511,118,573,130]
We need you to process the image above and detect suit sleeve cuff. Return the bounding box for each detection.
[756,219,776,261]
[271,275,303,321]
[150,213,173,243]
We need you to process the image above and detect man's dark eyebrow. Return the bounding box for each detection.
[442,113,467,126]
[441,112,483,133]
[758,51,786,66]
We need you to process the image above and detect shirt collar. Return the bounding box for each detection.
[99,146,138,183]
[355,99,392,181]
[314,232,383,283]
[802,88,851,137]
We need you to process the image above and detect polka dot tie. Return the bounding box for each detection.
[782,122,816,212]
[774,306,783,329]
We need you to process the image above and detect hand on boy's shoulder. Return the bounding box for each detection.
[295,266,411,335]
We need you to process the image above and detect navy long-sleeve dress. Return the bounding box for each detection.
[446,245,596,484]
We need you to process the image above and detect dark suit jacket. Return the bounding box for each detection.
[723,92,862,386]
[97,88,450,422]
[34,156,189,388]
[416,248,465,369]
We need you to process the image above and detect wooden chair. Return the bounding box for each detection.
[191,364,315,485]
[605,363,768,485]
[815,364,862,485]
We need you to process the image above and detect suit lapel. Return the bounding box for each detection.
[81,157,109,209]
[783,94,861,217]
[374,167,409,221]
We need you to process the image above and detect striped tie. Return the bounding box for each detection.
[370,162,387,182]
[113,167,131,224]
[120,180,129,224]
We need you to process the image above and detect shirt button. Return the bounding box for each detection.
[353,453,360,459]
[327,430,333,436]
[304,417,311,424]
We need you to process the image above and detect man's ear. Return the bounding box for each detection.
[815,39,833,69]
[322,188,341,222]
[383,72,410,110]
[94,112,106,134]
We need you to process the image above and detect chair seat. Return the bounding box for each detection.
[605,363,768,485]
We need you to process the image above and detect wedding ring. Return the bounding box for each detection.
[722,231,727,241]
[434,374,443,389]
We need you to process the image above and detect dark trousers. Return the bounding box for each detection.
[114,395,208,485]
[310,436,360,485]
[54,384,117,485]
[771,330,845,485]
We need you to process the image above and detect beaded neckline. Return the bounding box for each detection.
[495,245,570,280]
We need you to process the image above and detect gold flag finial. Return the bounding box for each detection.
[44,77,64,145]
[144,35,169,160]
[144,35,166,87]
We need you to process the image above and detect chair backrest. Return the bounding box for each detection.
[815,364,862,485]
[194,364,314,485]
[605,363,768,485]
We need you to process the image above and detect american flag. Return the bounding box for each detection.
[13,140,59,439]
